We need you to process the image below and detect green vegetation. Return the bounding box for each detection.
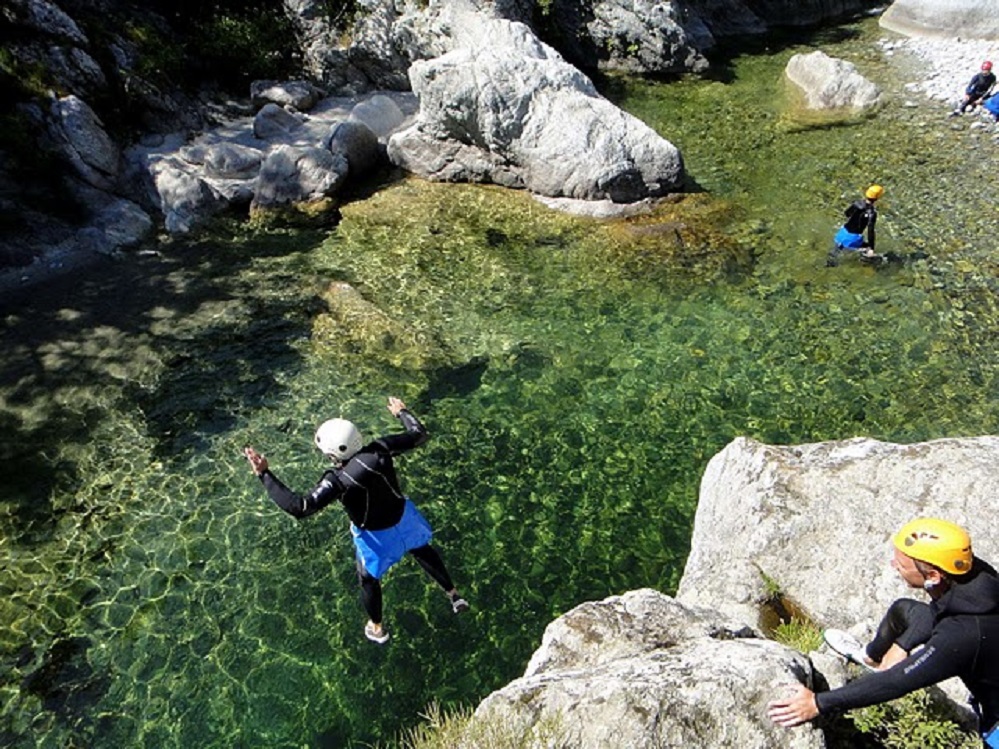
[772,616,823,654]
[848,690,980,749]
[389,702,570,749]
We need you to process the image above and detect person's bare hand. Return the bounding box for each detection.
[767,683,819,727]
[387,397,407,417]
[244,446,268,476]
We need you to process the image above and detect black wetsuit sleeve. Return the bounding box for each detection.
[867,210,876,250]
[375,409,430,455]
[815,624,971,716]
[259,469,343,518]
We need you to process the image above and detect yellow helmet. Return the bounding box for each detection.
[893,518,972,575]
[865,185,884,201]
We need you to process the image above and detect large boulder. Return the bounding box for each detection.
[48,95,121,190]
[251,145,348,209]
[549,0,708,74]
[678,435,999,633]
[471,589,824,749]
[388,12,684,203]
[785,51,882,110]
[880,0,999,40]
[250,79,323,112]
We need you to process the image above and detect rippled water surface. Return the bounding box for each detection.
[2,18,998,748]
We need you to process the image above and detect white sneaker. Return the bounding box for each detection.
[364,620,390,644]
[824,629,875,671]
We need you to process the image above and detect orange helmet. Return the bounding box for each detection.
[893,518,972,575]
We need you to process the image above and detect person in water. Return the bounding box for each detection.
[768,518,999,747]
[951,61,996,116]
[244,396,468,644]
[828,184,883,267]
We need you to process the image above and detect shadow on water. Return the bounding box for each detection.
[0,224,327,528]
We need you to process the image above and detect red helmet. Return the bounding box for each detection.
[983,61,994,71]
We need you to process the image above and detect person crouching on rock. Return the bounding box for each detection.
[951,61,996,116]
[243,396,468,645]
[768,517,999,746]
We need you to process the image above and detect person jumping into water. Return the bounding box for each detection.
[828,184,883,267]
[244,396,468,644]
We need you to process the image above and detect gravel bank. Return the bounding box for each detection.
[881,35,999,104]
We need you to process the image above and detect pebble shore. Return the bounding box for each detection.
[881,36,999,104]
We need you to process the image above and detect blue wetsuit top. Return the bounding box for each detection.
[258,409,429,530]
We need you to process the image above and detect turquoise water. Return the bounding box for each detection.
[3,18,999,748]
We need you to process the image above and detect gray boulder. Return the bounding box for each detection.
[388,12,684,202]
[549,0,708,74]
[250,79,323,112]
[48,95,121,190]
[785,50,882,110]
[152,165,221,234]
[880,0,999,40]
[16,0,88,44]
[252,103,306,139]
[323,120,381,176]
[677,435,999,631]
[348,94,406,139]
[252,145,348,208]
[181,143,265,179]
[676,435,999,722]
[471,589,824,749]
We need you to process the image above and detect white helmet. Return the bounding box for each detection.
[314,418,363,462]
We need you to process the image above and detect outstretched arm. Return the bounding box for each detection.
[378,397,430,453]
[244,446,341,518]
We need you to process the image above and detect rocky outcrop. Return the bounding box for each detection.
[547,0,709,75]
[457,435,999,745]
[387,11,685,202]
[548,0,884,74]
[677,435,999,630]
[471,589,824,749]
[880,0,999,40]
[127,91,415,233]
[785,51,882,110]
[677,435,999,724]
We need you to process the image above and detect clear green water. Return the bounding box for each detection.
[2,18,999,748]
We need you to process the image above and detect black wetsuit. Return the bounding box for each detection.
[257,409,455,624]
[843,200,877,250]
[967,72,997,100]
[816,558,999,738]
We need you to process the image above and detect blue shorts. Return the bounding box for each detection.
[834,226,865,249]
[351,499,433,579]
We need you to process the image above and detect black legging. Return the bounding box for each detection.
[356,544,455,624]
[867,597,935,663]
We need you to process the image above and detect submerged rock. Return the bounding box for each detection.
[313,281,453,370]
[785,51,882,111]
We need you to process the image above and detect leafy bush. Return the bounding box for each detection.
[848,690,981,749]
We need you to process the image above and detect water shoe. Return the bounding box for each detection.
[364,621,390,644]
[824,628,874,671]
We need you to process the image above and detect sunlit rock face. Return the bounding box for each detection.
[387,12,685,203]
[880,0,999,39]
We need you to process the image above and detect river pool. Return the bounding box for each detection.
[1,17,998,749]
